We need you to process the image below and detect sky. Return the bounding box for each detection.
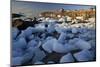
[11,1,95,18]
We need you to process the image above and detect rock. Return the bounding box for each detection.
[74,49,94,61]
[12,57,23,66]
[60,53,75,63]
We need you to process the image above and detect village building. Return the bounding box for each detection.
[40,8,95,20]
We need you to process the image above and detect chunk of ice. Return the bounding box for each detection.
[74,49,94,61]
[12,27,19,39]
[42,39,56,53]
[13,37,27,50]
[71,28,78,34]
[27,40,38,48]
[58,32,66,43]
[34,61,44,64]
[53,41,77,53]
[74,39,91,50]
[60,53,75,63]
[32,48,46,62]
[12,57,23,65]
[22,47,35,63]
[48,61,55,64]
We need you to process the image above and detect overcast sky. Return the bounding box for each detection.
[11,1,95,18]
